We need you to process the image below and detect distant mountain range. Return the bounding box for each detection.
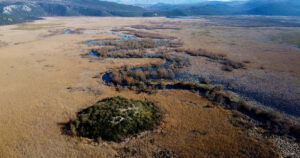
[104,0,207,5]
[148,0,300,16]
[0,0,299,25]
[0,0,146,25]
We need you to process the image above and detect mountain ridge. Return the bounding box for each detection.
[0,0,299,25]
[148,0,300,16]
[0,0,147,24]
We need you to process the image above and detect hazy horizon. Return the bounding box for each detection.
[104,0,248,5]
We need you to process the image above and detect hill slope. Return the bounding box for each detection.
[0,0,146,25]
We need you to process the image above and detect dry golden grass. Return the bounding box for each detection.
[0,40,8,47]
[12,23,62,30]
[113,90,279,158]
[0,17,157,158]
[130,24,180,30]
[125,30,175,39]
[0,17,298,158]
[271,32,300,48]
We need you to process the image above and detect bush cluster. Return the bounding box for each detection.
[110,65,177,89]
[179,48,226,60]
[91,48,146,58]
[125,30,174,39]
[130,25,179,30]
[67,96,161,141]
[101,39,158,50]
[221,60,246,72]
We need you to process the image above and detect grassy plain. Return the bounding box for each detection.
[0,16,299,157]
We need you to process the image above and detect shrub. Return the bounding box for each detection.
[123,75,136,86]
[222,65,234,72]
[168,41,184,48]
[131,69,146,81]
[243,60,251,64]
[120,40,140,49]
[98,39,158,50]
[201,77,211,84]
[125,30,173,39]
[90,48,147,58]
[156,68,176,79]
[67,96,161,141]
[111,71,122,85]
[157,68,168,78]
[221,60,246,70]
[290,125,300,140]
[138,40,156,48]
[184,48,226,60]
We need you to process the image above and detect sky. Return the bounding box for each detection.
[104,0,246,5]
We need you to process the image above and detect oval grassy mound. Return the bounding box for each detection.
[69,96,161,141]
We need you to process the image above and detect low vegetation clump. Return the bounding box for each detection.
[90,48,147,58]
[168,40,184,48]
[111,28,133,32]
[67,96,161,141]
[125,30,175,39]
[88,47,189,69]
[221,60,246,71]
[84,31,183,61]
[176,48,246,71]
[97,38,179,51]
[109,64,178,93]
[105,55,190,93]
[177,48,227,60]
[118,40,157,49]
[100,39,158,50]
[130,25,180,30]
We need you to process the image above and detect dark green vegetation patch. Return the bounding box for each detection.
[68,96,161,141]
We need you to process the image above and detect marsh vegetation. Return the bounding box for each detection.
[175,48,247,71]
[1,16,300,158]
[66,96,161,141]
[92,30,299,142]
